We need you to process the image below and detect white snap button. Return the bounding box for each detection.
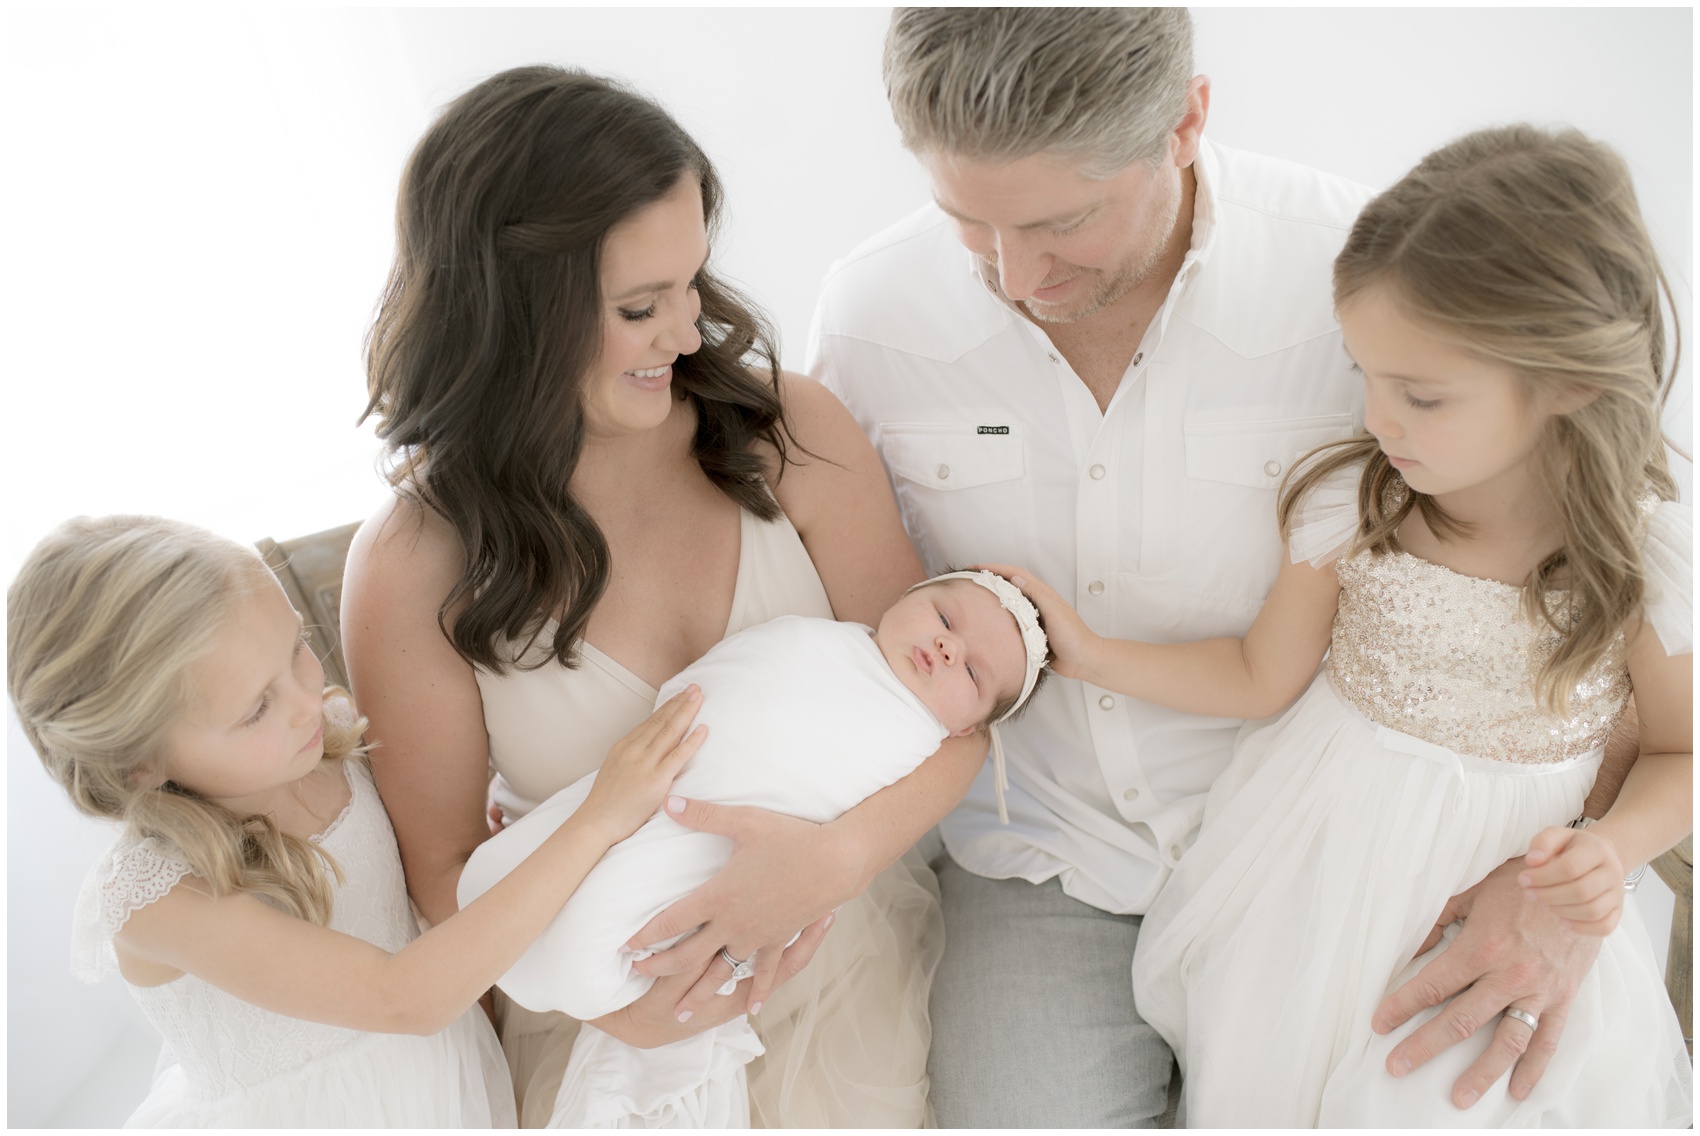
[1099,695,1115,710]
[1263,460,1282,477]
[1089,464,1106,480]
[1170,844,1184,861]
[1122,787,1139,801]
[1133,352,1144,366]
[1047,352,1060,364]
[1087,580,1105,596]
[936,465,950,480]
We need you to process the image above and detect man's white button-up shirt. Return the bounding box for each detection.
[808,141,1375,914]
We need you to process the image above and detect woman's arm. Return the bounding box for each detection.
[115,692,706,1035]
[984,550,1341,720]
[342,499,493,928]
[629,375,986,1017]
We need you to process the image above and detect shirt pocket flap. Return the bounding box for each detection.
[880,423,1026,491]
[1184,413,1357,490]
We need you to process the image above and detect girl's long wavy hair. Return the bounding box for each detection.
[7,516,367,925]
[1280,124,1680,712]
[364,66,792,673]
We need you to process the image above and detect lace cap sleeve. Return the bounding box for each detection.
[1287,463,1363,568]
[1641,499,1693,656]
[70,837,192,983]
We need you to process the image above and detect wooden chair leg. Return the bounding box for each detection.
[1651,835,1693,1055]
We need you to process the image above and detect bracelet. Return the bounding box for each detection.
[1567,815,1647,892]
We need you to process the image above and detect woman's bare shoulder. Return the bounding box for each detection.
[347,494,463,598]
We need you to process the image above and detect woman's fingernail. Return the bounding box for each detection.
[667,795,685,813]
[676,1009,693,1023]
[1458,1089,1479,1108]
[748,1001,762,1017]
[1389,1056,1411,1077]
[822,913,836,930]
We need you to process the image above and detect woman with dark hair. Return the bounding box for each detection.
[341,66,977,1126]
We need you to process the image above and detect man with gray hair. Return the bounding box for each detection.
[808,7,1611,1126]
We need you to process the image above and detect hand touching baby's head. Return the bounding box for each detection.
[874,572,1050,736]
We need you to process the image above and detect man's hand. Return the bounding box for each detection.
[625,797,860,1021]
[1374,856,1601,1108]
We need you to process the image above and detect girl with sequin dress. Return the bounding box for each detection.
[990,125,1693,1127]
[7,515,709,1127]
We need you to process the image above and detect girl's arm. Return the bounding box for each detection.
[1520,621,1692,934]
[627,375,987,1019]
[112,691,707,1036]
[985,549,1342,721]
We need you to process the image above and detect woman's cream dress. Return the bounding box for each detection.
[476,509,944,1127]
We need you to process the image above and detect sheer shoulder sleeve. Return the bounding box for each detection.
[70,837,191,983]
[1640,499,1693,656]
[1287,464,1363,568]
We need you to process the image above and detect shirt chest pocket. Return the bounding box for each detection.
[1183,412,1357,490]
[877,423,1030,571]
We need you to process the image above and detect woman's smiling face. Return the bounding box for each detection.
[581,175,708,440]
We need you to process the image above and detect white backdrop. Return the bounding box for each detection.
[3,8,1690,1126]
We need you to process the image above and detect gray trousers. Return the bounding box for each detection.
[925,851,1175,1128]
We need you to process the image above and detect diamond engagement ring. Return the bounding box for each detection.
[715,947,756,997]
[1504,1007,1539,1031]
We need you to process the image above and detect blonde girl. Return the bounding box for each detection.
[991,124,1692,1126]
[7,515,706,1127]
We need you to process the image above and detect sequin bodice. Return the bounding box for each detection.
[1327,550,1629,764]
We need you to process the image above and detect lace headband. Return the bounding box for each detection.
[908,569,1051,824]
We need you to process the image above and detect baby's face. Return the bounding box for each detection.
[875,580,1025,736]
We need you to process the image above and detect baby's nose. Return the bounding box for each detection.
[934,635,960,665]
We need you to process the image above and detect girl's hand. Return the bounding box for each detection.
[579,686,707,847]
[1518,825,1626,936]
[973,563,1104,682]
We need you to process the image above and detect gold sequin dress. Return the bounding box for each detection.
[1132,472,1693,1128]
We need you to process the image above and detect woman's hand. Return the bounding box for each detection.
[598,907,835,1044]
[578,687,707,847]
[623,797,859,1020]
[974,562,1104,682]
[1518,825,1627,936]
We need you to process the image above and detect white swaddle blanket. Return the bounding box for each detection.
[458,616,948,1127]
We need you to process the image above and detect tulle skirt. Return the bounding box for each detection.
[126,1004,515,1127]
[1133,674,1692,1128]
[499,848,944,1128]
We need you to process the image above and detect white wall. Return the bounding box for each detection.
[4,7,1690,1126]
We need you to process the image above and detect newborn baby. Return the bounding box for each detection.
[458,570,1049,1127]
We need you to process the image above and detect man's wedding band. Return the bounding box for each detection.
[719,947,756,982]
[1504,1007,1539,1031]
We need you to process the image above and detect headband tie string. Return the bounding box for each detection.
[907,570,1050,824]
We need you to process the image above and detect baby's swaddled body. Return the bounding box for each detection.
[458,615,947,1125]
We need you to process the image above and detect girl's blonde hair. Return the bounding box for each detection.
[7,516,367,924]
[1281,124,1680,712]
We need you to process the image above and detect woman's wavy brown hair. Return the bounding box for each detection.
[364,67,791,672]
[1280,124,1680,712]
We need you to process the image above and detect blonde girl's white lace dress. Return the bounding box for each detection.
[70,760,516,1128]
[475,508,943,1128]
[1131,474,1694,1128]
